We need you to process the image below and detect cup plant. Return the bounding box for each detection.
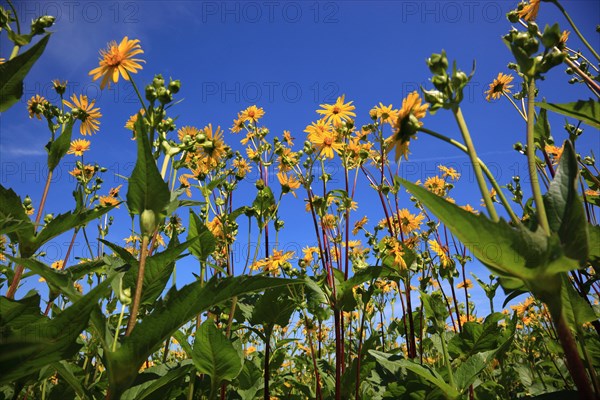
[1,0,599,399]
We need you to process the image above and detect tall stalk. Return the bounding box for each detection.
[125,235,150,336]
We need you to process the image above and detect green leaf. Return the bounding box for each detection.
[453,350,495,392]
[533,108,551,149]
[250,286,296,330]
[448,312,505,358]
[126,113,170,221]
[47,121,75,172]
[536,99,600,129]
[252,187,276,229]
[105,275,300,398]
[543,140,588,265]
[396,359,459,398]
[398,178,579,294]
[121,361,194,400]
[421,291,449,333]
[561,275,598,330]
[53,361,90,400]
[0,277,112,384]
[0,184,35,247]
[192,320,243,395]
[0,34,51,112]
[336,265,395,311]
[102,237,197,305]
[588,224,600,267]
[187,209,215,262]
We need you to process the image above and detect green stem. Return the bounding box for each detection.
[160,153,171,180]
[418,127,520,225]
[440,331,455,388]
[452,107,499,222]
[550,0,600,62]
[112,303,126,352]
[125,71,148,114]
[525,79,550,234]
[125,235,150,336]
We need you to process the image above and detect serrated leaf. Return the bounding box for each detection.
[0,34,51,112]
[536,99,600,129]
[126,113,170,218]
[250,286,296,330]
[561,275,598,330]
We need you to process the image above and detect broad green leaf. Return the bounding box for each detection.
[126,113,170,225]
[26,206,116,257]
[453,350,495,392]
[192,320,243,395]
[448,312,505,358]
[106,275,300,398]
[0,34,51,112]
[0,184,35,246]
[587,224,600,267]
[0,277,112,384]
[47,121,75,171]
[398,178,579,294]
[420,291,449,332]
[561,275,598,330]
[188,209,215,262]
[396,359,459,398]
[0,293,42,331]
[536,99,600,129]
[543,140,588,265]
[250,286,296,330]
[53,361,90,400]
[102,237,197,305]
[121,361,194,400]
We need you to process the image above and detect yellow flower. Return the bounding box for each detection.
[283,130,294,146]
[63,94,102,135]
[27,95,49,119]
[559,30,570,48]
[306,120,342,159]
[438,165,460,180]
[99,196,120,208]
[352,216,368,235]
[277,147,299,172]
[456,279,473,289]
[67,139,91,156]
[321,214,337,230]
[244,346,256,356]
[460,204,479,214]
[239,105,265,123]
[233,158,252,178]
[252,249,294,275]
[277,172,301,197]
[198,124,227,164]
[380,209,424,235]
[518,0,541,21]
[89,37,144,89]
[428,239,451,268]
[51,260,65,270]
[389,239,407,271]
[370,102,398,124]
[485,73,514,102]
[387,91,428,161]
[230,113,245,133]
[424,176,447,197]
[125,109,145,139]
[545,144,564,165]
[316,94,356,127]
[177,126,200,142]
[109,185,122,197]
[69,164,96,180]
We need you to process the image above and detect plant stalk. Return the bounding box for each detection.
[125,235,150,336]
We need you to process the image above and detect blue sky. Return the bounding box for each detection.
[1,0,599,310]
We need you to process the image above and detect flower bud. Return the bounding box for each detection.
[157,87,172,104]
[152,74,165,89]
[31,15,55,35]
[168,79,181,94]
[255,179,265,190]
[140,209,157,237]
[145,85,157,102]
[427,51,448,75]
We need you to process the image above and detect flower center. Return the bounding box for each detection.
[324,137,334,146]
[332,106,341,114]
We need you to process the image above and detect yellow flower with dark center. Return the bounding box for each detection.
[316,94,356,127]
[63,94,102,135]
[424,176,446,196]
[99,196,120,208]
[389,239,407,271]
[388,91,428,161]
[277,148,299,172]
[518,0,540,21]
[240,105,265,123]
[177,126,200,142]
[89,37,144,89]
[277,172,301,197]
[67,139,91,156]
[321,214,337,230]
[370,102,398,124]
[199,124,227,164]
[69,164,96,180]
[109,185,122,197]
[306,121,342,159]
[27,95,49,119]
[485,73,514,101]
[379,209,424,235]
[233,158,252,178]
[230,114,245,133]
